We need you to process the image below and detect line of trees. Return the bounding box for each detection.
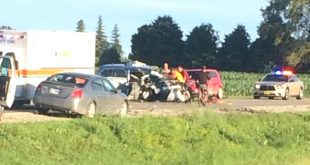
[4,0,307,73]
[130,0,310,73]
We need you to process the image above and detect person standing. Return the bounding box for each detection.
[161,62,171,77]
[171,68,185,83]
[196,65,210,98]
[177,65,189,82]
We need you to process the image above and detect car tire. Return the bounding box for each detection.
[282,88,289,100]
[119,101,128,117]
[268,97,274,99]
[253,96,260,99]
[296,88,303,100]
[36,107,49,115]
[217,87,224,99]
[86,102,96,118]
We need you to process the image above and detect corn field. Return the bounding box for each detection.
[220,72,310,97]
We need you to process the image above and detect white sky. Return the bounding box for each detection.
[1,0,269,55]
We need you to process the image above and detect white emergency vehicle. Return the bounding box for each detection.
[0,30,95,108]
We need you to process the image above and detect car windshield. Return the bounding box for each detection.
[101,69,127,78]
[262,75,289,82]
[188,70,217,79]
[47,74,88,87]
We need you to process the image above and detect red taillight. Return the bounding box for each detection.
[71,88,83,98]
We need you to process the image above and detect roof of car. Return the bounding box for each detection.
[55,72,107,80]
[99,64,153,71]
[185,68,219,72]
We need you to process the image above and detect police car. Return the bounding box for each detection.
[253,69,304,100]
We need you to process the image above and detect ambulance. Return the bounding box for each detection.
[0,30,96,108]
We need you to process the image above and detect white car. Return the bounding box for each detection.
[253,70,304,100]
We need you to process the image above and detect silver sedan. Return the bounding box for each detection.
[33,73,128,117]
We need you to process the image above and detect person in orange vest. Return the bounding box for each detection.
[177,65,189,82]
[171,68,185,83]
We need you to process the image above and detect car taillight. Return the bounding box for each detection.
[71,88,83,98]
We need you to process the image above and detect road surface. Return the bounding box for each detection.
[1,98,309,123]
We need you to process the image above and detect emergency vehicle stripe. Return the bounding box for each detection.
[15,68,93,77]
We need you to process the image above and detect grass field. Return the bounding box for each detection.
[221,72,310,97]
[1,111,309,165]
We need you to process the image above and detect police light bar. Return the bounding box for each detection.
[275,70,282,75]
[282,70,293,75]
[273,68,294,76]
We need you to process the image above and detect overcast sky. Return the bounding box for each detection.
[1,0,269,55]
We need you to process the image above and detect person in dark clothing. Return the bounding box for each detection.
[197,66,209,86]
[196,66,210,99]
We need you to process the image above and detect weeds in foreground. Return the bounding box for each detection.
[0,111,309,165]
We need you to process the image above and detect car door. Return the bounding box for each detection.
[101,78,124,114]
[0,56,17,108]
[208,71,218,95]
[288,76,298,95]
[90,78,109,114]
[291,76,301,95]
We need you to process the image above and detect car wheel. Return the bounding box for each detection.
[253,96,260,99]
[36,107,49,114]
[217,87,224,99]
[86,102,96,118]
[282,88,289,100]
[119,101,128,117]
[268,97,274,99]
[296,88,303,100]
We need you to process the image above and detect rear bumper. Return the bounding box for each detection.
[33,95,86,115]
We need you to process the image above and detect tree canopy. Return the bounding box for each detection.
[185,24,219,67]
[218,25,251,71]
[130,16,185,67]
[76,19,85,32]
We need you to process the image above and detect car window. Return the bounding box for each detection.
[101,70,114,77]
[292,75,299,82]
[188,71,217,79]
[48,74,87,87]
[48,74,65,82]
[289,77,295,82]
[188,71,199,80]
[0,58,11,69]
[102,79,116,92]
[114,69,126,77]
[91,79,105,92]
[100,69,127,78]
[262,75,288,82]
[208,71,217,78]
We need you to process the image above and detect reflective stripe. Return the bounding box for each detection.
[15,67,93,77]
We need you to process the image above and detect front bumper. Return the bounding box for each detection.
[253,89,285,97]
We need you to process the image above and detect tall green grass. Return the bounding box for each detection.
[221,72,310,97]
[1,111,309,165]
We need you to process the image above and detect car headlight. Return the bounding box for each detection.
[255,84,261,89]
[275,85,284,89]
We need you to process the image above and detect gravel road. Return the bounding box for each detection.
[1,98,309,123]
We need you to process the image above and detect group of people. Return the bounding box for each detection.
[161,63,189,83]
[161,62,210,92]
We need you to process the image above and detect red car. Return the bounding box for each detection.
[185,69,224,99]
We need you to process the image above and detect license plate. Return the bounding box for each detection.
[49,88,60,95]
[264,91,271,95]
